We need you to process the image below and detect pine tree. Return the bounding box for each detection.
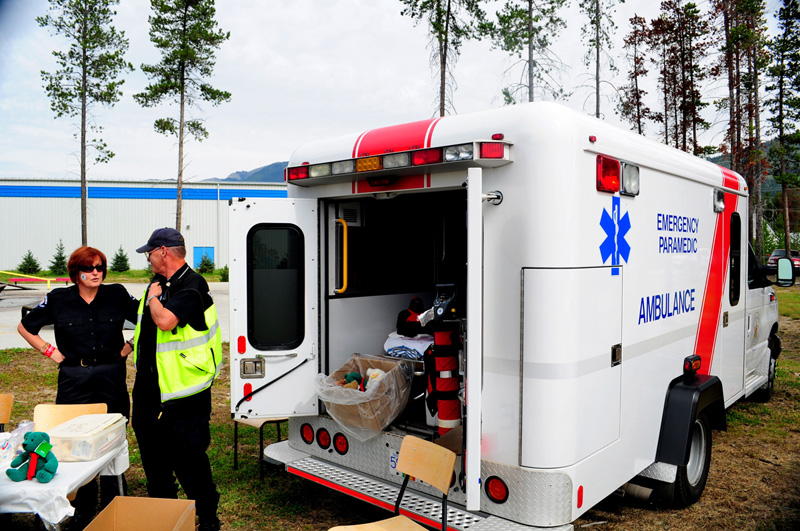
[49,240,68,275]
[197,253,215,274]
[38,0,133,246]
[578,0,624,118]
[766,0,800,254]
[18,251,42,274]
[110,245,131,272]
[134,0,231,232]
[482,0,568,104]
[399,0,487,117]
[618,14,652,135]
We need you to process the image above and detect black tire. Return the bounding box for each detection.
[673,414,712,507]
[751,356,776,403]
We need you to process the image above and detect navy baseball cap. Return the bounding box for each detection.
[136,227,185,253]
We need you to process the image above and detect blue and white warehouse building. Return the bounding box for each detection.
[0,179,287,270]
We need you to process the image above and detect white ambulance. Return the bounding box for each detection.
[228,102,794,530]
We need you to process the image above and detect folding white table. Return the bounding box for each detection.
[0,439,129,530]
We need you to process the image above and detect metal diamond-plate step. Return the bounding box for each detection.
[285,456,573,531]
[289,456,484,531]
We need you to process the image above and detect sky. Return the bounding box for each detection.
[0,0,786,183]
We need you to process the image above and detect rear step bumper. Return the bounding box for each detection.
[265,441,573,531]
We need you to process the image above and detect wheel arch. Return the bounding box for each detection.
[655,374,726,467]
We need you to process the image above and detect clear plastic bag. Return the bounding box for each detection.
[315,353,413,441]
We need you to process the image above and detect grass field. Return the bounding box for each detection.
[2,288,800,530]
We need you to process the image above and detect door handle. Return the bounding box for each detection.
[335,218,349,294]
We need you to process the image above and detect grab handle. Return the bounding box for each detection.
[335,218,349,294]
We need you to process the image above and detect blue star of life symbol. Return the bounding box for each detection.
[599,196,631,275]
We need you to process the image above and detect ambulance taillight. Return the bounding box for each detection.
[485,476,509,504]
[300,423,314,444]
[316,427,331,449]
[333,433,349,455]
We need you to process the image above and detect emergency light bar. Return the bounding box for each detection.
[596,154,640,196]
[286,141,511,185]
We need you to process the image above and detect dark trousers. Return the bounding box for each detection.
[131,397,219,521]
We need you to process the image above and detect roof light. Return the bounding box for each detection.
[444,143,473,161]
[383,152,410,169]
[480,142,504,159]
[491,133,505,141]
[621,162,640,196]
[309,163,331,178]
[288,166,308,180]
[356,156,382,172]
[332,160,354,175]
[596,154,620,193]
[412,148,442,166]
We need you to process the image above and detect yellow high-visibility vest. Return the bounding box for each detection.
[133,291,222,403]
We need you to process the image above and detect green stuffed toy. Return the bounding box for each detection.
[5,431,58,483]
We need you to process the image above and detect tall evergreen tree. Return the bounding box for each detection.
[482,0,568,104]
[657,0,711,155]
[618,14,652,134]
[711,0,770,256]
[766,0,800,253]
[578,0,624,118]
[134,0,231,231]
[400,0,486,117]
[37,0,133,246]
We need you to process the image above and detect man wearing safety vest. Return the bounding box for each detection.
[131,227,223,531]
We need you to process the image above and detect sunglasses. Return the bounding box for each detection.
[79,264,106,273]
[144,247,164,260]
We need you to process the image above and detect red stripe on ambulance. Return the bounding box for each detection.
[353,118,441,157]
[694,168,740,373]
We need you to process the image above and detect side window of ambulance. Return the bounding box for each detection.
[729,212,741,306]
[247,225,304,350]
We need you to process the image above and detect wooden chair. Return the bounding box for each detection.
[33,403,107,432]
[329,435,456,531]
[33,403,114,502]
[233,417,288,480]
[0,393,13,432]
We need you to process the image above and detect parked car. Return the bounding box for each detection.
[767,249,800,268]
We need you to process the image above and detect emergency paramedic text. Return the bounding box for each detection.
[638,288,696,324]
[657,213,699,254]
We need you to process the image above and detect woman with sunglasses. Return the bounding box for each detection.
[17,246,139,525]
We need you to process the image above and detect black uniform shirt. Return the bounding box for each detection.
[21,283,139,363]
[134,264,214,413]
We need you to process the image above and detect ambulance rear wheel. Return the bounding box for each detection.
[673,414,711,507]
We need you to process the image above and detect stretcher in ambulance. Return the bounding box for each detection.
[228,102,795,530]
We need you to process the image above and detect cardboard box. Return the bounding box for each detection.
[85,497,195,531]
[48,413,126,462]
[322,354,412,435]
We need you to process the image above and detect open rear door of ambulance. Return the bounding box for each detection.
[229,198,319,420]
